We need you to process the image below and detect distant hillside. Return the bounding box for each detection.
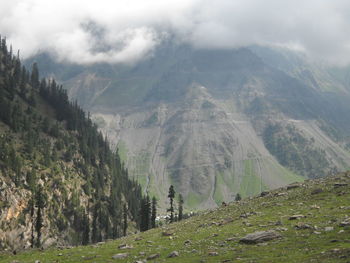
[3,171,350,262]
[26,43,350,209]
[0,37,143,250]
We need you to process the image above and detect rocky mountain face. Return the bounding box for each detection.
[27,43,350,209]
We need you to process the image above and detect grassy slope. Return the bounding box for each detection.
[2,172,350,263]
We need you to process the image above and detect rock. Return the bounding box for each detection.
[239,230,282,244]
[311,188,323,195]
[294,222,312,230]
[334,183,348,188]
[191,249,198,253]
[226,237,236,241]
[118,244,133,249]
[139,252,146,256]
[287,183,300,190]
[112,253,129,259]
[275,227,288,232]
[260,191,270,197]
[219,218,234,226]
[276,192,287,196]
[168,251,179,258]
[289,214,306,220]
[135,237,143,241]
[58,253,63,256]
[208,251,219,256]
[325,227,334,232]
[162,231,173,236]
[184,240,191,245]
[147,253,160,260]
[275,220,282,226]
[340,221,350,227]
[310,205,320,209]
[34,261,40,263]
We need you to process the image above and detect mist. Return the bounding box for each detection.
[1,0,350,65]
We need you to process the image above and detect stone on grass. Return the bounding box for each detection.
[162,231,173,236]
[325,227,334,232]
[239,230,282,244]
[147,253,160,260]
[168,251,179,258]
[289,214,306,220]
[311,188,323,195]
[260,191,270,197]
[294,222,312,230]
[340,221,350,227]
[112,253,129,259]
[118,244,133,249]
[287,183,300,190]
[334,183,348,188]
[208,251,219,256]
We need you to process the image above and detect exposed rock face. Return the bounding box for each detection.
[239,230,282,244]
[29,44,350,209]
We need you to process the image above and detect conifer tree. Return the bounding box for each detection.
[30,63,40,90]
[123,203,127,236]
[235,193,242,201]
[178,194,184,221]
[30,196,35,248]
[151,197,157,228]
[167,185,175,223]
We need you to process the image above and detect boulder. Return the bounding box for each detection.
[287,183,300,190]
[112,253,128,259]
[168,251,179,258]
[289,214,306,220]
[239,230,282,244]
[147,253,160,260]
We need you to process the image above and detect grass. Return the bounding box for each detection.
[213,173,225,205]
[240,159,263,198]
[3,172,350,262]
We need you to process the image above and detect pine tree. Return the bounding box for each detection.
[235,193,242,201]
[167,185,175,223]
[30,196,35,248]
[123,203,127,236]
[151,197,157,228]
[30,63,40,90]
[82,209,90,245]
[178,194,184,221]
[139,196,151,231]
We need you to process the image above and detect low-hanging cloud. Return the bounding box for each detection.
[1,0,350,65]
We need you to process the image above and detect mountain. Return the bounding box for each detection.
[26,42,350,209]
[3,171,350,262]
[0,37,143,250]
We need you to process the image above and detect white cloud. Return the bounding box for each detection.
[1,0,350,65]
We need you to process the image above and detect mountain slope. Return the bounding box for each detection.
[26,43,350,209]
[0,37,142,250]
[2,172,350,263]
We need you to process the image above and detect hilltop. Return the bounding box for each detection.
[2,171,350,262]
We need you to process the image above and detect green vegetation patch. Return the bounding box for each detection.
[240,159,263,198]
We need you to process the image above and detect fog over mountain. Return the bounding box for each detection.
[2,0,350,65]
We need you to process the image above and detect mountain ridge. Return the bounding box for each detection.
[25,43,350,209]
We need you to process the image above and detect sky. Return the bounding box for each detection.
[1,0,350,65]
